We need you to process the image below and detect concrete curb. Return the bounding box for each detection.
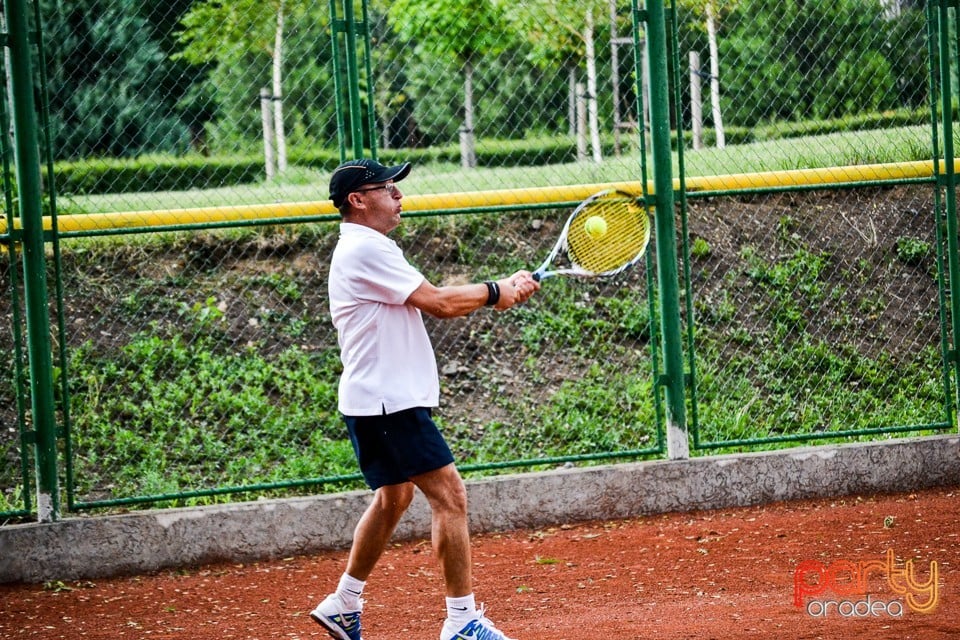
[2,435,958,584]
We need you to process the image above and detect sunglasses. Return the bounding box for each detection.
[355,183,400,196]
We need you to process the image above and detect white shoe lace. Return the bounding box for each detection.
[339,594,364,612]
[475,604,515,640]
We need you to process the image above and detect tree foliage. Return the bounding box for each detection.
[176,0,333,154]
[383,0,513,65]
[40,0,197,159]
[703,0,921,126]
[32,0,930,163]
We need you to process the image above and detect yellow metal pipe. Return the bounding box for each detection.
[0,159,949,235]
[684,159,939,190]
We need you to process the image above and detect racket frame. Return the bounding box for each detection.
[533,189,651,280]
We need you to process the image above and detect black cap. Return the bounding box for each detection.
[329,158,412,207]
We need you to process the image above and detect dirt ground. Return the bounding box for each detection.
[1,483,958,640]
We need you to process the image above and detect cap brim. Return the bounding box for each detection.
[382,162,412,183]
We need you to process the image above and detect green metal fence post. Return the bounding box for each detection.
[644,0,689,459]
[328,0,347,161]
[330,0,374,160]
[342,0,365,158]
[4,0,60,521]
[360,0,378,160]
[937,0,960,430]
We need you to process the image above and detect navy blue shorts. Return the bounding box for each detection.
[344,407,455,490]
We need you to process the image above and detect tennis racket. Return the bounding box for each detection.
[532,189,651,281]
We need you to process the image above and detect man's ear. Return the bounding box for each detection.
[346,191,365,210]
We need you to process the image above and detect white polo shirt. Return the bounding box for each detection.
[328,223,440,415]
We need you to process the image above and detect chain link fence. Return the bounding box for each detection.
[1,0,956,517]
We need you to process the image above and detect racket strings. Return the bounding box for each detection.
[566,196,650,274]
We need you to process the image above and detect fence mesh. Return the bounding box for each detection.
[2,243,29,516]
[685,187,949,448]
[0,0,954,515]
[41,214,659,508]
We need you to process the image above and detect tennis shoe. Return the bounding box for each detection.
[440,604,515,640]
[310,594,363,640]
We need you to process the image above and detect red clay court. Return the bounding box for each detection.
[1,484,957,640]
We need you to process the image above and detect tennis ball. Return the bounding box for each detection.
[584,215,608,239]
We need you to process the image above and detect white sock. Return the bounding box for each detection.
[336,573,366,610]
[446,594,477,624]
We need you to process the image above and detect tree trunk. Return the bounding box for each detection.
[609,0,622,155]
[461,60,477,169]
[585,8,602,164]
[272,1,288,174]
[260,88,275,180]
[706,2,725,149]
[690,50,703,151]
[576,82,587,162]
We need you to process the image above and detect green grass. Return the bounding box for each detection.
[689,233,947,447]
[57,123,948,216]
[49,230,947,510]
[67,331,356,504]
[693,339,945,445]
[681,125,936,176]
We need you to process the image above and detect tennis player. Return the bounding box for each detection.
[310,158,538,640]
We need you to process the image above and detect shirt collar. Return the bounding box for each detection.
[339,221,397,245]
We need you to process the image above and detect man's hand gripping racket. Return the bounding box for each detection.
[532,189,651,281]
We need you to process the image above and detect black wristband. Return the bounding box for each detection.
[484,280,500,306]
